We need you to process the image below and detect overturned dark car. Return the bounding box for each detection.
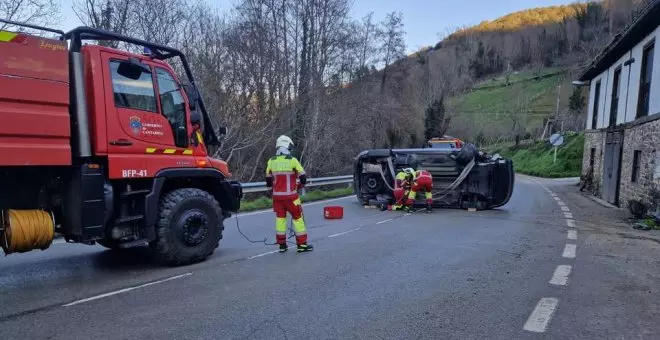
[353,143,515,210]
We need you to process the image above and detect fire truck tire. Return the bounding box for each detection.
[153,188,225,266]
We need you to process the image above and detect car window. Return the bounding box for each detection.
[430,142,455,149]
[109,60,157,112]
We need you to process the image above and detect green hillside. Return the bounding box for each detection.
[486,132,584,178]
[446,68,571,142]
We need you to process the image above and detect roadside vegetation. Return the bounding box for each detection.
[485,132,584,178]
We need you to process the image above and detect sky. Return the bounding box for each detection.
[55,0,580,54]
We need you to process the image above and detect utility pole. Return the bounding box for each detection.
[554,83,561,133]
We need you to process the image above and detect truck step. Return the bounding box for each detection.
[117,239,149,249]
[120,189,151,198]
[114,215,144,225]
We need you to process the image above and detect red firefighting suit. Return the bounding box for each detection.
[266,154,308,246]
[407,169,434,208]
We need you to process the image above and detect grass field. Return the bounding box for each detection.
[447,68,570,141]
[472,67,564,90]
[240,187,354,212]
[486,132,584,178]
[448,69,567,116]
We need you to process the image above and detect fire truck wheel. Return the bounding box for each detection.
[153,188,225,266]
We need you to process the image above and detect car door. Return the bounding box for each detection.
[101,51,196,179]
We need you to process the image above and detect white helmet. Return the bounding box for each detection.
[276,135,294,150]
[404,167,415,175]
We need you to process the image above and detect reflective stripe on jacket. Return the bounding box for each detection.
[266,155,306,200]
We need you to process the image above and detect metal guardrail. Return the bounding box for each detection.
[240,175,353,193]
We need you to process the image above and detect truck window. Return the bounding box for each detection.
[109,60,157,112]
[155,67,187,148]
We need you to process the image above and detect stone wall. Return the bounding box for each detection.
[618,116,660,209]
[582,130,606,197]
[584,113,660,209]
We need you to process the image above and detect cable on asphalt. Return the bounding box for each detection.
[234,199,306,246]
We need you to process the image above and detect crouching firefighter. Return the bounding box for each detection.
[266,135,314,253]
[390,168,415,211]
[407,169,434,212]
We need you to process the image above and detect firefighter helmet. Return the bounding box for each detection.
[276,135,294,150]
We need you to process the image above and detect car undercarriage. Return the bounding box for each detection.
[352,144,515,210]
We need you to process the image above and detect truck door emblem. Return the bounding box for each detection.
[129,116,142,134]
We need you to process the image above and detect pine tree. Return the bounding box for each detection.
[424,97,448,141]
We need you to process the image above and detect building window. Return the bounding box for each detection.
[589,148,596,168]
[592,80,601,129]
[631,150,641,182]
[637,40,654,118]
[609,66,621,126]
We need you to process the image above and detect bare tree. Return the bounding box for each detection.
[0,0,59,31]
[376,11,405,91]
[73,0,135,47]
[132,0,187,46]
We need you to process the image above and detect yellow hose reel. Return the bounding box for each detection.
[1,209,55,255]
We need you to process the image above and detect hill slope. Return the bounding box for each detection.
[446,68,572,144]
[343,0,652,151]
[486,132,585,178]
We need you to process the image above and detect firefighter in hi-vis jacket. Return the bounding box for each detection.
[266,135,313,253]
[391,168,415,211]
[407,169,434,213]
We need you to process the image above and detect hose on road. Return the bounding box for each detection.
[233,202,304,247]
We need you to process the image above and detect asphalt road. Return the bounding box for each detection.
[0,176,658,339]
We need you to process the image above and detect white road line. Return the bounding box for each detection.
[567,229,577,240]
[564,212,574,219]
[523,297,559,333]
[62,273,192,307]
[328,228,359,238]
[549,265,572,286]
[562,244,576,258]
[553,197,561,202]
[557,201,566,206]
[560,206,570,212]
[248,250,279,259]
[566,219,576,228]
[376,218,393,225]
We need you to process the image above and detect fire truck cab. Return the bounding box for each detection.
[0,19,242,266]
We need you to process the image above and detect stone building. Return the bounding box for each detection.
[576,0,660,209]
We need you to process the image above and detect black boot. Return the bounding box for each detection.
[279,243,288,253]
[297,243,314,252]
[426,204,432,213]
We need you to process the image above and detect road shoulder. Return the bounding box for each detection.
[541,178,660,339]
